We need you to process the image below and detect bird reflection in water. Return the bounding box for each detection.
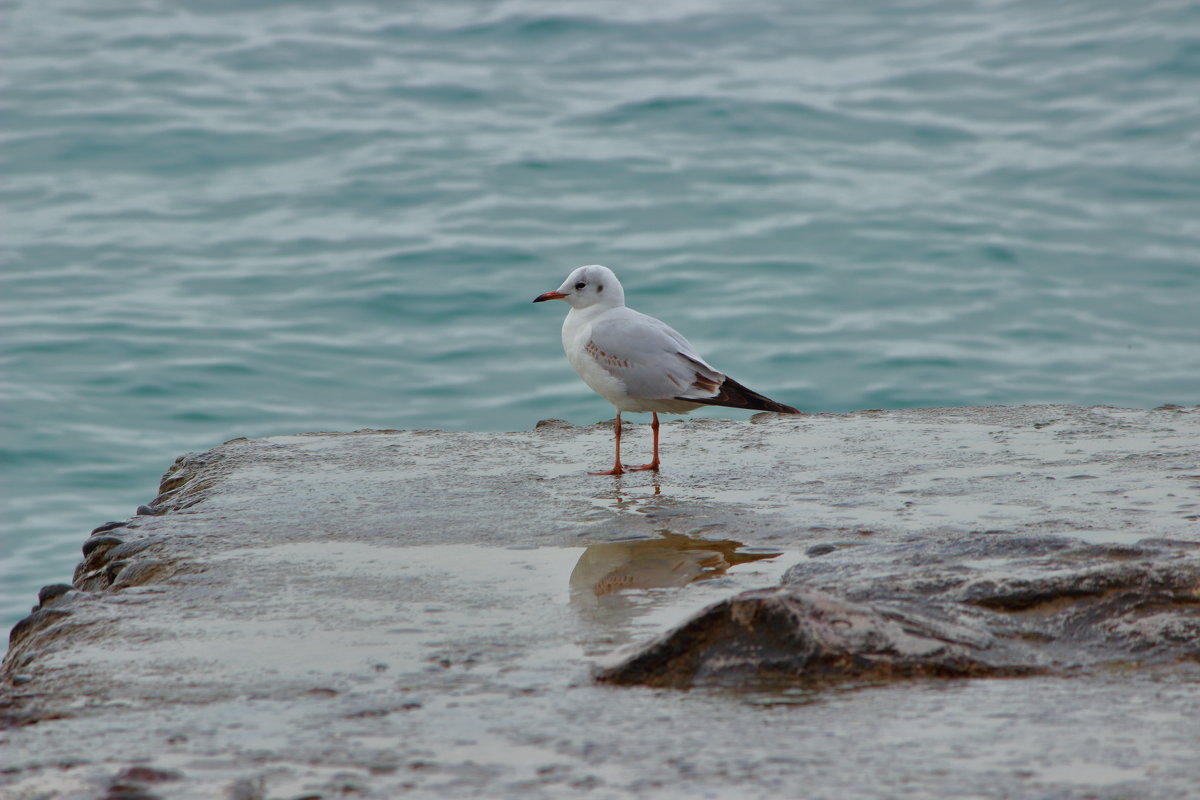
[569,532,782,612]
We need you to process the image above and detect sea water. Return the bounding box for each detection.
[2,0,1198,630]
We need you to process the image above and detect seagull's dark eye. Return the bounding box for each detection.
[574,281,586,290]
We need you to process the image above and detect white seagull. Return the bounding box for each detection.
[533,265,800,475]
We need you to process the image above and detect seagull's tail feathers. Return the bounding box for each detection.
[677,375,801,414]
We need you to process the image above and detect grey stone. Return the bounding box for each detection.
[2,405,1199,800]
[599,536,1200,688]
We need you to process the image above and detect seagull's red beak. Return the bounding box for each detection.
[532,291,568,303]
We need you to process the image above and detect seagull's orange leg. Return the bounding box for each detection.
[629,412,661,472]
[590,412,625,475]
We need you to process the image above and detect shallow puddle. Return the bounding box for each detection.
[202,532,803,686]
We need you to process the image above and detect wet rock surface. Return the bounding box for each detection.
[597,586,1041,689]
[3,405,1200,799]
[599,535,1200,688]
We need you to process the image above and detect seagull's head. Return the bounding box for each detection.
[533,265,625,310]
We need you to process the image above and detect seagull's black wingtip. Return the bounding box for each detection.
[678,376,801,414]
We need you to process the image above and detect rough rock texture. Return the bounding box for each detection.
[597,586,1042,689]
[3,405,1200,800]
[598,535,1200,688]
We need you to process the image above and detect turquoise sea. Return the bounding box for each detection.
[2,0,1198,632]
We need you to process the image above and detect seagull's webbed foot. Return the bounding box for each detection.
[591,412,625,476]
[626,413,661,472]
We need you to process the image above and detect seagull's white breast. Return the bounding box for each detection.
[563,309,631,408]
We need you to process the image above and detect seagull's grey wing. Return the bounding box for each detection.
[586,311,725,401]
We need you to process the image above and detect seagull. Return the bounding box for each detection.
[533,265,800,475]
